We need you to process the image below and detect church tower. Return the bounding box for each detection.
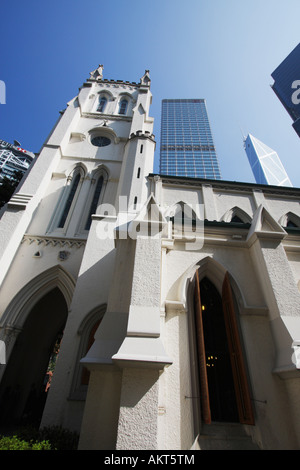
[0,65,159,439]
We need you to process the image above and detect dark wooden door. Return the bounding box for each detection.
[193,270,211,424]
[193,270,255,425]
[222,273,255,425]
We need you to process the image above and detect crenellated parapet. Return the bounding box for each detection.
[129,130,155,142]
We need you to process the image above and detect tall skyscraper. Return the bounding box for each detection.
[159,99,221,179]
[244,134,292,187]
[271,43,300,137]
[0,139,34,181]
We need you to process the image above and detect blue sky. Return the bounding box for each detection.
[1,0,300,185]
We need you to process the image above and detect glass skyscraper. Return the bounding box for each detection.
[244,134,292,187]
[159,99,221,179]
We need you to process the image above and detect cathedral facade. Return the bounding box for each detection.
[0,67,300,450]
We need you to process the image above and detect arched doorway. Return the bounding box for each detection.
[199,277,239,422]
[0,287,68,428]
[193,271,254,425]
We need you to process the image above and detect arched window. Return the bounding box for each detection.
[97,96,107,113]
[170,201,197,233]
[222,207,252,224]
[118,98,128,115]
[285,212,300,228]
[287,219,297,228]
[231,214,244,223]
[85,175,104,230]
[69,305,106,399]
[58,172,81,228]
[279,212,300,229]
[81,319,101,385]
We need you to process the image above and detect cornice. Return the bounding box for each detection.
[58,155,123,164]
[81,111,132,122]
[86,78,140,90]
[21,234,86,248]
[128,130,156,143]
[148,174,300,197]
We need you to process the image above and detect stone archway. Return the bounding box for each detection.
[0,287,68,429]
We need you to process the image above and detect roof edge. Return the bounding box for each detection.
[148,173,300,194]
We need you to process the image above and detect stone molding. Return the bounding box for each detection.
[21,234,86,248]
[7,193,33,210]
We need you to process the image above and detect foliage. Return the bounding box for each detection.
[0,434,51,450]
[0,425,79,450]
[38,425,79,450]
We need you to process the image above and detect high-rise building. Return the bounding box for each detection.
[159,99,221,179]
[0,139,34,181]
[271,43,300,137]
[244,134,292,187]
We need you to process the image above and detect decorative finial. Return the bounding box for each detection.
[89,64,104,80]
[140,70,151,86]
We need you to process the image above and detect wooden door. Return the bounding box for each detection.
[193,270,211,424]
[222,273,255,425]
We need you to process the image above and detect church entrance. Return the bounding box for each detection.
[193,271,254,425]
[199,277,239,422]
[0,287,68,429]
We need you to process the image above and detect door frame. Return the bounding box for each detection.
[193,269,254,425]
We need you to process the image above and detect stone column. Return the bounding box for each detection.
[112,213,172,450]
[247,205,300,373]
[116,368,159,450]
[112,235,172,369]
[247,205,300,448]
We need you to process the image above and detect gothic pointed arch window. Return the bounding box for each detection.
[118,98,128,115]
[97,96,107,113]
[82,167,108,231]
[279,212,300,229]
[222,206,252,224]
[85,174,104,230]
[69,305,107,399]
[56,166,85,230]
[169,201,197,233]
[80,318,101,385]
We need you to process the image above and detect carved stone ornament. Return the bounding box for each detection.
[89,65,104,80]
[140,70,151,86]
[58,250,70,261]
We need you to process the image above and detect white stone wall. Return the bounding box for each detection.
[153,176,300,449]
